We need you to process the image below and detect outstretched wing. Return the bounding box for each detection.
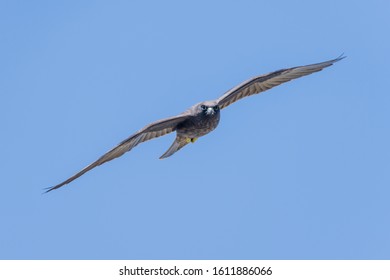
[217,55,345,109]
[45,113,190,193]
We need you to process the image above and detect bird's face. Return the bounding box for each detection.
[198,102,220,116]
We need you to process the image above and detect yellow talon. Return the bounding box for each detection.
[186,137,198,143]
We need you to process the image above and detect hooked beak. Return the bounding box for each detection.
[206,107,215,115]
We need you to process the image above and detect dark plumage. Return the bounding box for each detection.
[46,55,345,192]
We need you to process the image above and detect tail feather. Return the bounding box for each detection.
[159,136,189,159]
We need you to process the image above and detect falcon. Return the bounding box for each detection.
[46,55,345,192]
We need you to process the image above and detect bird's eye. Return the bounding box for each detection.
[201,105,207,110]
[214,105,219,111]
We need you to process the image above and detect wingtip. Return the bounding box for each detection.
[323,53,346,67]
[42,186,55,194]
[336,53,347,61]
[42,182,67,194]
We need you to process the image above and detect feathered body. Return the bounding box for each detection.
[46,55,345,192]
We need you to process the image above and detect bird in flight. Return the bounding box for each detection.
[46,55,345,193]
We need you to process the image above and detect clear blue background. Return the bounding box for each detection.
[1,0,389,259]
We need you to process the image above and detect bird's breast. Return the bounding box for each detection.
[177,113,220,138]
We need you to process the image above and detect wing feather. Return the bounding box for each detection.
[217,55,345,109]
[45,113,190,192]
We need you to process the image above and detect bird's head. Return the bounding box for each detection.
[197,101,220,116]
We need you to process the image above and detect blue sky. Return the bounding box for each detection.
[1,0,389,259]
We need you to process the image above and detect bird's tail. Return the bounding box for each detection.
[159,136,189,159]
